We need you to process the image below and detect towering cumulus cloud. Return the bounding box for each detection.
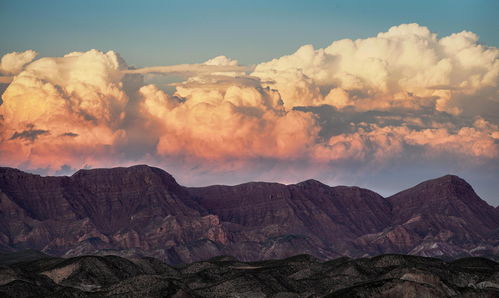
[0,50,132,169]
[252,23,498,114]
[0,24,497,189]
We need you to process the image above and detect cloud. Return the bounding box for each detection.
[0,50,38,75]
[252,23,498,115]
[0,49,131,170]
[140,83,318,161]
[10,126,49,142]
[312,119,498,163]
[0,76,13,84]
[123,63,250,76]
[0,25,497,196]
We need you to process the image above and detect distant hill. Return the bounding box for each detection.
[0,251,498,297]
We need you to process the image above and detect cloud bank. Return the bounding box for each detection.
[252,23,497,115]
[0,24,498,201]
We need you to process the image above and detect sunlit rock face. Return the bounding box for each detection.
[0,165,497,264]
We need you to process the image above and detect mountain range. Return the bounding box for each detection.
[0,165,498,264]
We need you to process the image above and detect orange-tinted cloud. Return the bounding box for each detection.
[0,24,497,184]
[0,50,130,170]
[140,83,319,161]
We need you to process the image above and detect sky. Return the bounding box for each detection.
[1,0,498,65]
[0,0,498,205]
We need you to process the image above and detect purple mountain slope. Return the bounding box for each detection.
[0,165,497,264]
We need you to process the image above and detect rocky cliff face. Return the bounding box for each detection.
[188,179,394,257]
[0,165,497,264]
[0,165,224,262]
[386,175,499,256]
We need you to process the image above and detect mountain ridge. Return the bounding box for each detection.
[0,165,497,264]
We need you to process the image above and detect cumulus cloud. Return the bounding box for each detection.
[252,23,498,115]
[312,120,498,163]
[0,49,132,170]
[0,50,38,75]
[139,80,319,164]
[0,24,497,195]
[0,77,13,84]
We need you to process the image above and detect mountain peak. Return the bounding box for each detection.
[430,174,468,185]
[388,174,499,231]
[295,179,329,188]
[389,174,476,202]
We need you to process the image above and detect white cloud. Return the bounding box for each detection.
[252,23,498,114]
[0,50,38,75]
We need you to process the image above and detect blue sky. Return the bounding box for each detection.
[1,0,498,66]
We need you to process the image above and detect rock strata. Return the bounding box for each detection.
[0,166,498,263]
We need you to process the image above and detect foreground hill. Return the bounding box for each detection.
[0,251,498,297]
[0,165,498,263]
